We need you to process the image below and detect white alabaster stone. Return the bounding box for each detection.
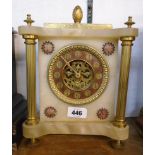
[18,25,138,39]
[23,121,129,141]
[39,37,118,122]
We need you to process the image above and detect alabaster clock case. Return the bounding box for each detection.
[18,6,138,146]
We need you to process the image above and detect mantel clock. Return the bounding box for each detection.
[18,6,138,148]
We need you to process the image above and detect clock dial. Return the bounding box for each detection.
[48,45,109,105]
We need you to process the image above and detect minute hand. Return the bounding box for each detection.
[60,56,79,75]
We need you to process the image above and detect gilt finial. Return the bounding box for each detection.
[24,14,34,26]
[72,5,83,23]
[124,16,135,28]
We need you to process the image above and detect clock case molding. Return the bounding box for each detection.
[18,6,138,146]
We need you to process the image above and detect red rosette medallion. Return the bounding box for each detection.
[41,41,54,54]
[97,108,109,120]
[44,106,57,118]
[102,42,115,56]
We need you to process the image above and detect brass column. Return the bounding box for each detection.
[23,15,38,125]
[113,17,135,128]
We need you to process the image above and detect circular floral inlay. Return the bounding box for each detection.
[97,108,109,120]
[102,42,115,56]
[41,41,54,54]
[44,106,57,118]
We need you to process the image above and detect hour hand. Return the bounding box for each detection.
[81,71,90,77]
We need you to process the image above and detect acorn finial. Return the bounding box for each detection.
[124,16,135,28]
[24,14,34,26]
[72,5,83,23]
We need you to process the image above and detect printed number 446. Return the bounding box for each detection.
[72,110,82,116]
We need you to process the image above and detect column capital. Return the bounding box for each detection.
[23,34,38,40]
[120,36,135,46]
[120,36,135,41]
[23,34,38,45]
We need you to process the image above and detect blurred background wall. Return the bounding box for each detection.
[12,0,143,117]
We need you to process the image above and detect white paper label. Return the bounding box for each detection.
[67,107,87,118]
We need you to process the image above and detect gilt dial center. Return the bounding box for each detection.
[63,60,94,91]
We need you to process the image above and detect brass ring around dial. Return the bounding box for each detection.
[48,44,109,105]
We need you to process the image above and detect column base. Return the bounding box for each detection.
[113,119,127,128]
[25,118,39,125]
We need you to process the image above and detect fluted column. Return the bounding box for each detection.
[113,36,135,128]
[23,34,38,125]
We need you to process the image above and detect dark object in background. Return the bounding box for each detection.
[87,0,93,23]
[135,107,143,137]
[12,96,27,149]
[12,28,27,149]
[12,28,17,96]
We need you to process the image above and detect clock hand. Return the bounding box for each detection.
[60,56,81,78]
[81,72,90,77]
